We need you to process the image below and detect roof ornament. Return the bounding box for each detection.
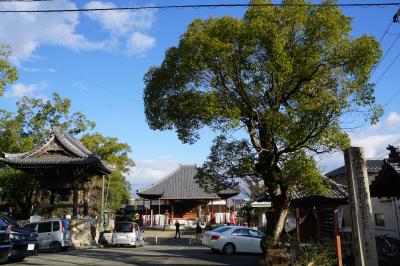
[387,145,400,161]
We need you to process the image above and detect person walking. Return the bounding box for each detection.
[174,221,180,238]
[195,223,202,239]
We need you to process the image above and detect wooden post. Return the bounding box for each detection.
[83,184,88,217]
[344,147,378,266]
[296,208,300,242]
[72,184,78,218]
[316,206,320,242]
[334,208,343,266]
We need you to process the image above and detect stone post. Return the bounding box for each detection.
[344,147,378,266]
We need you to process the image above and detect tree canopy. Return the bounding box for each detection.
[144,0,382,243]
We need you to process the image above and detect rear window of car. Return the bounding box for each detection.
[23,223,37,231]
[53,221,60,231]
[115,223,133,232]
[249,229,265,238]
[212,227,232,233]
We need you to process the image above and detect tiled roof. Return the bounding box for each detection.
[326,159,383,177]
[292,176,348,200]
[0,127,113,175]
[137,165,239,200]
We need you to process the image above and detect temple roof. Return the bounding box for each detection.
[370,145,400,197]
[255,176,348,207]
[0,127,113,176]
[136,165,239,200]
[326,159,383,178]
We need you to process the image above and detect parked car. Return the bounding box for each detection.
[0,219,11,263]
[0,214,38,262]
[202,226,265,255]
[112,222,144,247]
[22,219,71,252]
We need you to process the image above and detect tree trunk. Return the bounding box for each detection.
[263,188,291,248]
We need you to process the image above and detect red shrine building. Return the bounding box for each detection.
[136,164,239,228]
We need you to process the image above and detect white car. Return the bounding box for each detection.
[202,226,265,255]
[112,222,144,247]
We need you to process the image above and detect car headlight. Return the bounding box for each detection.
[9,234,19,241]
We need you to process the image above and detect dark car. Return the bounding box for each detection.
[0,214,39,262]
[0,219,11,263]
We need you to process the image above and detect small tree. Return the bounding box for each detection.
[143,0,381,245]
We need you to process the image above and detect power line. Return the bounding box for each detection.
[372,32,400,76]
[375,49,400,86]
[378,21,394,44]
[0,2,400,13]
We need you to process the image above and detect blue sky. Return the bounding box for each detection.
[1,0,400,197]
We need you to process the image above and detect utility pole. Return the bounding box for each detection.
[101,175,105,227]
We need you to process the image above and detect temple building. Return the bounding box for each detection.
[136,164,239,228]
[0,127,113,218]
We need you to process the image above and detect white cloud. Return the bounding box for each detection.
[318,112,400,172]
[5,82,48,98]
[127,32,155,55]
[0,1,107,64]
[74,82,89,91]
[127,156,179,197]
[0,0,156,63]
[84,1,154,35]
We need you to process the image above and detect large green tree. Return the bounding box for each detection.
[81,133,133,216]
[0,94,133,219]
[143,0,382,245]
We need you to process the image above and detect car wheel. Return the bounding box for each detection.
[49,241,62,253]
[223,243,235,255]
[8,256,25,262]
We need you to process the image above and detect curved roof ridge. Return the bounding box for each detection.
[137,164,183,194]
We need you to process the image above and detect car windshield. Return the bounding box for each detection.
[0,215,20,229]
[115,223,133,232]
[22,223,37,230]
[212,227,232,233]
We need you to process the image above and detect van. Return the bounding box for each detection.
[22,219,71,252]
[112,222,144,247]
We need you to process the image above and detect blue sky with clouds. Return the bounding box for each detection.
[1,0,400,197]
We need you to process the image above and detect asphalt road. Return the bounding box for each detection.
[12,239,262,266]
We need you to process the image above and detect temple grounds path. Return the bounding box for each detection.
[14,230,262,266]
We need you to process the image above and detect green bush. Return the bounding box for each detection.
[289,242,337,266]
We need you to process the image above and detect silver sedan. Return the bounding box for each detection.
[202,226,265,255]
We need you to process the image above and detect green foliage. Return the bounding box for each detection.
[144,0,382,241]
[0,94,133,218]
[81,133,134,215]
[0,45,17,96]
[289,242,337,266]
[144,0,381,194]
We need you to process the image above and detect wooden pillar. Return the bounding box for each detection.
[83,184,89,217]
[316,206,320,242]
[344,147,378,266]
[334,208,343,266]
[171,202,174,222]
[72,184,78,218]
[296,208,300,242]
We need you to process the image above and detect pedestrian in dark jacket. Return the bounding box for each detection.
[195,223,202,239]
[175,221,180,238]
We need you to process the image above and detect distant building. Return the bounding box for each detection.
[327,159,400,239]
[136,164,239,228]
